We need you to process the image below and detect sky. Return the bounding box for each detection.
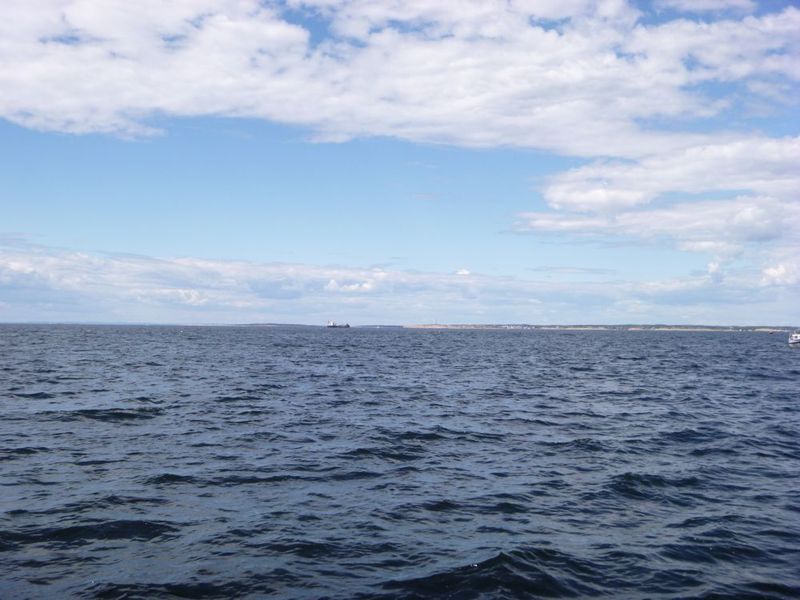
[1,0,798,325]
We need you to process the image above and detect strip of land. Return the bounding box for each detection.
[404,324,793,332]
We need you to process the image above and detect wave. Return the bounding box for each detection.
[376,548,602,599]
[3,325,798,599]
[40,407,165,422]
[1,520,179,550]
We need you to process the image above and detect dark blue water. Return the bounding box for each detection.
[1,325,798,599]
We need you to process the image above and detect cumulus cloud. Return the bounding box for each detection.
[519,195,800,257]
[759,239,800,287]
[520,136,800,270]
[0,1,797,155]
[761,263,797,286]
[542,137,800,212]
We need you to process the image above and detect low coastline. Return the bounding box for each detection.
[404,324,793,332]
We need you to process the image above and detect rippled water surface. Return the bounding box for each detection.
[1,325,799,599]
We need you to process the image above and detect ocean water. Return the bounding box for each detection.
[1,324,798,599]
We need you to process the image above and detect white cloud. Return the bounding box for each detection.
[0,1,797,155]
[761,263,797,286]
[542,137,800,212]
[325,278,375,292]
[0,241,796,325]
[521,135,800,275]
[759,239,800,286]
[626,9,800,86]
[1,2,797,325]
[707,260,723,283]
[519,195,800,257]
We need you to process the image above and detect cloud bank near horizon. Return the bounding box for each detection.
[0,242,796,325]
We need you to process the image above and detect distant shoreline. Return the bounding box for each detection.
[0,322,794,332]
[404,324,793,332]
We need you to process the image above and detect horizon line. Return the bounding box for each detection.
[0,321,796,329]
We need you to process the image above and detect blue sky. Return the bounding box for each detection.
[1,0,798,325]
